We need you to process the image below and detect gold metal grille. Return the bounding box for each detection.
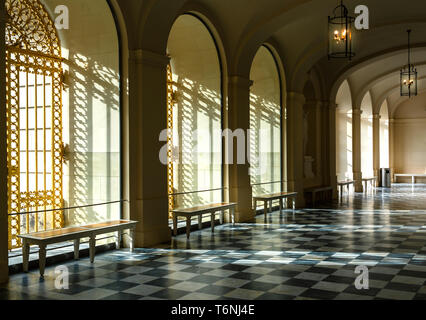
[167,64,175,218]
[6,0,64,249]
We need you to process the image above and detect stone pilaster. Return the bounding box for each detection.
[352,109,364,192]
[373,114,381,186]
[227,76,253,222]
[389,118,395,182]
[125,49,171,247]
[287,92,306,207]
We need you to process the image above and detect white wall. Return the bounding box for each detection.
[394,93,426,180]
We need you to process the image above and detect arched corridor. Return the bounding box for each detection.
[1,0,426,304]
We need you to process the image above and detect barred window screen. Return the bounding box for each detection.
[6,0,64,249]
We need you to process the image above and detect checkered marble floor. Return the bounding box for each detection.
[2,184,426,300]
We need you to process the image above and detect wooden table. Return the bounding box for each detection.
[18,220,137,278]
[253,192,297,221]
[172,202,236,239]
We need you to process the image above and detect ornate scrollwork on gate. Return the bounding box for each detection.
[6,0,64,249]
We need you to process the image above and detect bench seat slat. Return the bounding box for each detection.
[253,192,297,201]
[19,227,90,240]
[172,202,236,215]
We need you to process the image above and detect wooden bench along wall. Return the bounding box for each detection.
[172,203,236,239]
[18,220,137,278]
[252,192,298,221]
[304,186,333,207]
[337,180,354,197]
[362,177,377,192]
[394,174,426,184]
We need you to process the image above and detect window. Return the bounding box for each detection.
[250,46,282,196]
[6,0,64,249]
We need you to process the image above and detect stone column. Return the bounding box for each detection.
[287,92,306,207]
[227,76,253,222]
[389,118,395,182]
[125,49,171,247]
[327,102,338,198]
[0,3,8,284]
[373,114,381,186]
[352,109,364,192]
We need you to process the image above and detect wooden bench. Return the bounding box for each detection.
[304,186,333,207]
[337,180,354,196]
[394,174,426,184]
[362,177,377,192]
[172,202,236,239]
[253,192,298,221]
[18,220,137,278]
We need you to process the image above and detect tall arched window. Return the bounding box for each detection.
[361,92,374,178]
[250,46,282,196]
[336,80,353,181]
[6,0,64,249]
[167,14,223,215]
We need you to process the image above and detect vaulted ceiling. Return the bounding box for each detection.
[114,0,426,116]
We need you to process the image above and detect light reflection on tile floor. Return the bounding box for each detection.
[1,184,426,300]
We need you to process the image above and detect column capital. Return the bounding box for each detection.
[327,101,338,110]
[304,99,325,109]
[373,114,381,120]
[352,109,363,115]
[229,75,253,88]
[129,49,170,68]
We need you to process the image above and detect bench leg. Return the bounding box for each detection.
[279,198,283,214]
[173,213,178,237]
[312,193,316,208]
[264,201,268,221]
[198,214,203,230]
[211,212,215,233]
[412,176,415,184]
[116,231,121,249]
[39,244,46,278]
[231,207,235,225]
[22,239,30,273]
[186,217,191,239]
[89,235,96,263]
[74,239,80,260]
[269,200,272,213]
[220,210,224,225]
[293,197,296,210]
[129,228,135,252]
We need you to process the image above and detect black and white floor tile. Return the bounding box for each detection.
[1,184,426,300]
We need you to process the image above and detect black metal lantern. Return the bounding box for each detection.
[328,0,355,60]
[400,30,417,97]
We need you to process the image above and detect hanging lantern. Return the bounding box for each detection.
[328,0,355,60]
[400,30,417,97]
